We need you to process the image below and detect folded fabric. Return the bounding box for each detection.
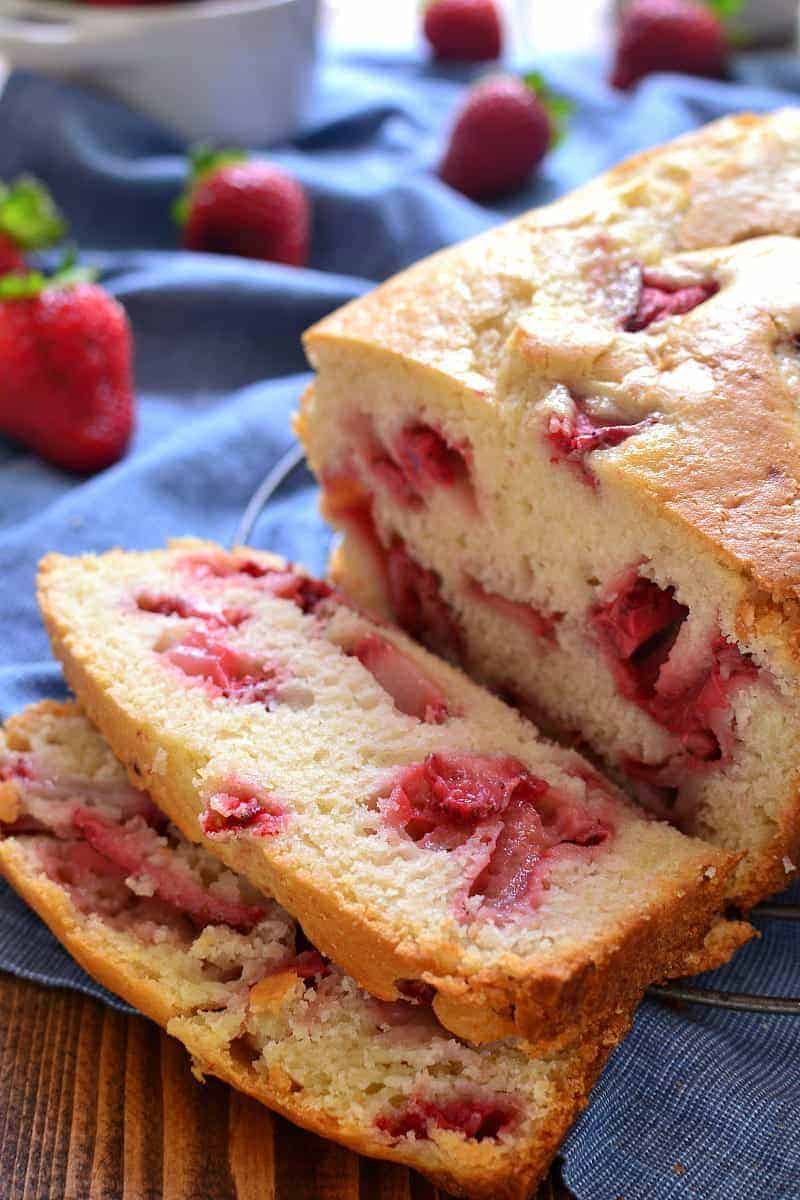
[0,51,797,1200]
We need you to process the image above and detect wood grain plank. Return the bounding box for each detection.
[42,991,83,1200]
[228,1089,275,1200]
[123,1015,164,1200]
[10,981,52,1198]
[89,1007,128,1199]
[0,981,25,1185]
[410,1174,441,1200]
[359,1157,412,1200]
[274,1114,360,1200]
[161,1030,237,1200]
[65,995,105,1200]
[25,985,67,1200]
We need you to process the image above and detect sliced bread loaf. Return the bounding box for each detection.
[0,701,626,1200]
[38,540,749,1049]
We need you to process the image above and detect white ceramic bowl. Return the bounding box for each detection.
[0,0,319,144]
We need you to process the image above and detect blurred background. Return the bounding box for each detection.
[0,0,797,146]
[323,0,608,55]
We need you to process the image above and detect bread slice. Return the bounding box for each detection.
[0,700,627,1200]
[299,109,800,911]
[38,539,749,1050]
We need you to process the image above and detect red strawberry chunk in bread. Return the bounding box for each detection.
[259,569,333,615]
[414,752,544,823]
[376,1095,516,1142]
[468,797,550,911]
[356,417,472,509]
[380,753,611,919]
[163,628,288,707]
[0,751,34,783]
[592,571,687,694]
[351,634,450,723]
[393,423,471,491]
[0,750,166,837]
[368,445,423,509]
[136,590,248,628]
[180,552,332,616]
[468,576,562,643]
[547,396,656,487]
[71,808,264,931]
[386,541,464,663]
[625,271,718,332]
[321,465,388,567]
[649,637,758,763]
[200,784,285,840]
[291,949,331,979]
[591,569,758,770]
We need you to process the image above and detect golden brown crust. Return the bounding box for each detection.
[304,110,800,615]
[677,917,755,977]
[37,549,746,1051]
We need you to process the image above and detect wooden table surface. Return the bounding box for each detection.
[0,972,573,1200]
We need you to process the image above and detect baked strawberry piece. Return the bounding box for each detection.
[0,701,629,1200]
[39,539,747,1052]
[301,112,800,910]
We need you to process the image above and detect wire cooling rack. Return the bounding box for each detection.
[236,443,800,1017]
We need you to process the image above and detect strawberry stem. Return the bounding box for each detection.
[172,144,249,227]
[0,247,96,301]
[705,0,743,21]
[0,176,66,252]
[522,72,573,147]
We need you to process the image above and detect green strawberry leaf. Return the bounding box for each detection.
[705,0,743,21]
[523,72,573,147]
[705,0,746,46]
[0,176,66,251]
[0,247,96,300]
[172,143,249,227]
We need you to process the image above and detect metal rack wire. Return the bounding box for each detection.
[236,442,800,1017]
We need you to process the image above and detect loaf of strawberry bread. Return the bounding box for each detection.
[38,540,748,1050]
[299,109,800,910]
[0,701,627,1200]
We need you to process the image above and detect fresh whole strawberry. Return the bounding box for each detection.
[423,0,502,61]
[611,0,728,91]
[439,74,571,199]
[0,176,65,276]
[0,267,134,473]
[174,147,310,267]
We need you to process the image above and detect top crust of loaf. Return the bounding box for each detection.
[303,111,800,636]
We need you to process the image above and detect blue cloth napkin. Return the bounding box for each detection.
[0,50,798,1200]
